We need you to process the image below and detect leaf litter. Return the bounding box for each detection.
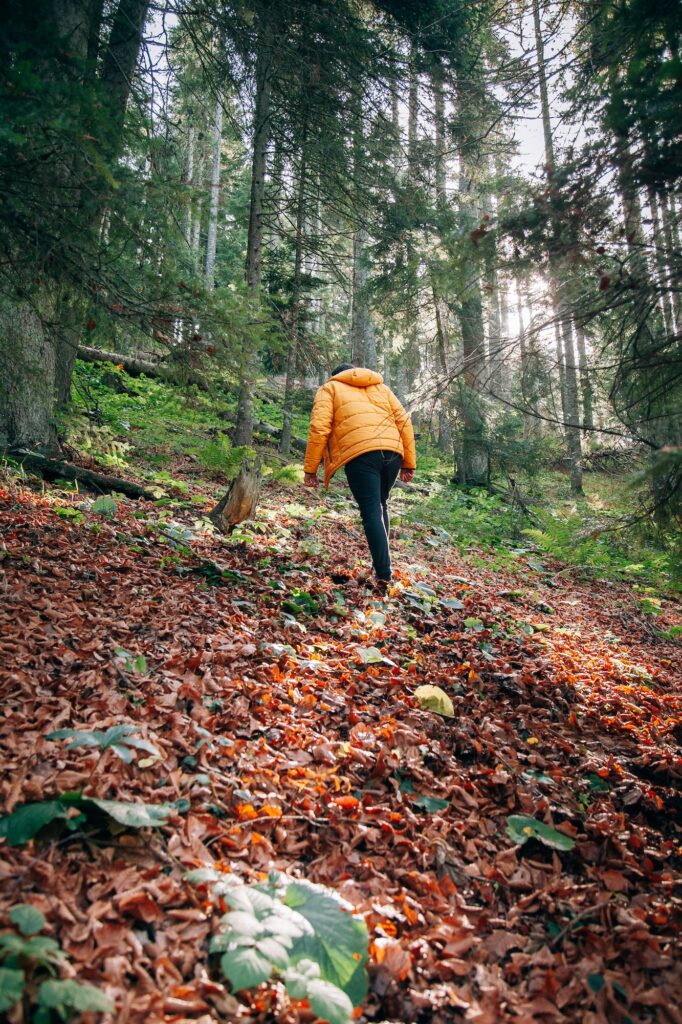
[0,476,681,1023]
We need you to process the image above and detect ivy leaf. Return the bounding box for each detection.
[9,904,46,936]
[506,815,575,851]
[413,685,454,718]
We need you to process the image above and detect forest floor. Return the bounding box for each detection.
[1,454,681,1023]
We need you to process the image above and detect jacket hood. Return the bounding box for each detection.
[331,367,383,388]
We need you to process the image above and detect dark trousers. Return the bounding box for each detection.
[344,449,402,581]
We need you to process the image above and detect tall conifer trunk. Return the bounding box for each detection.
[280,140,308,456]
[532,0,582,492]
[0,0,149,451]
[235,14,274,446]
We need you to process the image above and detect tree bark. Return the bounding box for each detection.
[13,451,155,499]
[280,141,308,456]
[209,457,262,534]
[204,95,223,289]
[533,0,582,492]
[235,14,274,446]
[647,186,675,336]
[574,323,594,433]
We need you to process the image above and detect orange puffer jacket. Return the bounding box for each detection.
[303,367,417,488]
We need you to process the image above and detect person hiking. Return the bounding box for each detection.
[303,364,416,591]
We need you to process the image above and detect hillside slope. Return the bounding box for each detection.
[0,473,680,1023]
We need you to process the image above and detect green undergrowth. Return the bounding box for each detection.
[66,361,297,481]
[63,364,679,597]
[405,450,680,596]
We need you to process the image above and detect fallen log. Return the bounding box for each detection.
[77,345,162,378]
[253,420,307,454]
[11,450,155,500]
[77,345,209,391]
[209,456,262,534]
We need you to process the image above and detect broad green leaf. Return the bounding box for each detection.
[585,773,610,793]
[285,880,368,1004]
[186,867,220,885]
[522,769,555,787]
[18,936,65,965]
[110,744,135,763]
[412,793,450,813]
[0,967,24,1011]
[0,801,71,846]
[464,617,484,630]
[221,911,263,938]
[37,978,113,1013]
[308,977,354,1024]
[220,946,271,991]
[9,904,46,936]
[506,815,575,851]
[86,798,171,829]
[91,495,117,517]
[356,646,383,665]
[587,973,605,994]
[440,597,464,610]
[413,685,454,718]
[255,936,290,969]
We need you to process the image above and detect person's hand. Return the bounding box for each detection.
[400,468,415,483]
[304,472,319,488]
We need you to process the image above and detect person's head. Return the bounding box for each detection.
[330,363,354,377]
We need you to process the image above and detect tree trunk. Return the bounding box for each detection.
[574,323,594,433]
[204,95,223,288]
[0,0,150,451]
[0,298,57,452]
[647,186,675,336]
[280,142,308,456]
[350,227,377,369]
[209,457,262,534]
[661,188,682,331]
[533,0,582,492]
[12,450,155,499]
[235,15,274,446]
[558,314,584,493]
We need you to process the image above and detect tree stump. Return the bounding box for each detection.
[209,456,262,534]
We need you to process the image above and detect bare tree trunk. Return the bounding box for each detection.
[235,15,274,446]
[280,143,307,456]
[204,97,223,288]
[533,0,583,492]
[647,186,675,335]
[574,323,594,433]
[661,188,682,331]
[184,124,196,247]
[1,0,150,452]
[559,314,584,493]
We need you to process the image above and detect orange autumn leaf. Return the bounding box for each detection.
[332,795,360,810]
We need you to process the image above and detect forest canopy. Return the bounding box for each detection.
[0,0,680,516]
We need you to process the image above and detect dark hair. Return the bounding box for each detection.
[331,363,354,377]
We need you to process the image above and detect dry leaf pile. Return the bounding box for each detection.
[0,478,680,1023]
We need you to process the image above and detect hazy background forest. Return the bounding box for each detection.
[1,0,681,579]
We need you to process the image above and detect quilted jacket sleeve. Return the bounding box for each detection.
[303,384,334,474]
[388,389,416,469]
